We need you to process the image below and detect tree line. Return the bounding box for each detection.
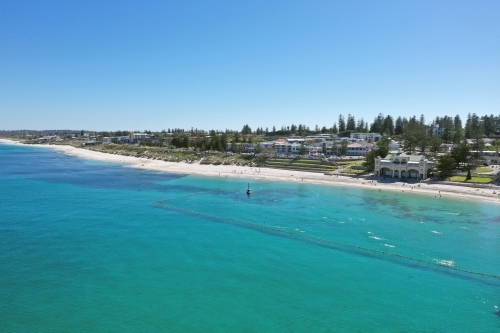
[87,112,499,146]
[223,112,500,139]
[77,112,500,160]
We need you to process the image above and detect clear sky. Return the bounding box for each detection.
[1,0,499,131]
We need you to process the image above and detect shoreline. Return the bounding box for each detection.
[1,138,499,204]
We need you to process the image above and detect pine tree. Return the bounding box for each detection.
[346,114,356,131]
[394,117,404,135]
[220,133,228,151]
[465,113,472,139]
[370,113,385,134]
[332,123,338,134]
[420,114,425,125]
[298,142,307,156]
[241,124,252,135]
[402,121,426,154]
[338,115,346,132]
[230,141,239,153]
[453,115,463,143]
[340,140,348,156]
[383,115,394,136]
[429,135,442,157]
[233,132,240,143]
[183,135,190,148]
[376,137,390,158]
[436,154,456,179]
[356,118,365,132]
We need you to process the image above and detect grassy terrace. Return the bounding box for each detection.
[335,160,361,166]
[264,158,338,173]
[340,167,367,174]
[338,160,367,175]
[21,140,368,173]
[473,167,495,173]
[26,141,259,166]
[447,166,497,184]
[448,176,493,183]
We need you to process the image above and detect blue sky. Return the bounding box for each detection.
[1,0,499,131]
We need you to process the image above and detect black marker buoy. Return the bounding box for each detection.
[246,183,251,195]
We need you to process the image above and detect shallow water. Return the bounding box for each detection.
[1,143,499,332]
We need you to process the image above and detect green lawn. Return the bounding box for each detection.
[265,158,338,172]
[341,168,366,174]
[473,167,493,173]
[266,160,337,170]
[448,176,492,183]
[336,161,360,166]
[289,159,332,165]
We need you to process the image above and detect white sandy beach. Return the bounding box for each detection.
[1,138,500,204]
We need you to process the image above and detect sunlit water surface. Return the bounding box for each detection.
[1,143,499,332]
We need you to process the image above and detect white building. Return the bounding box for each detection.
[103,136,130,144]
[274,142,302,155]
[468,151,500,165]
[346,142,376,156]
[259,141,275,150]
[285,138,305,144]
[466,138,496,146]
[306,134,338,141]
[273,138,323,156]
[227,141,276,153]
[130,133,150,142]
[305,146,323,155]
[350,133,382,142]
[375,152,435,179]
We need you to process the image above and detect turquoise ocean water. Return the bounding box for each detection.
[1,143,499,332]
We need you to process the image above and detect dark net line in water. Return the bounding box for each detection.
[153,199,500,280]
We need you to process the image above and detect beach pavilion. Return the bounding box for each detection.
[374,152,435,179]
